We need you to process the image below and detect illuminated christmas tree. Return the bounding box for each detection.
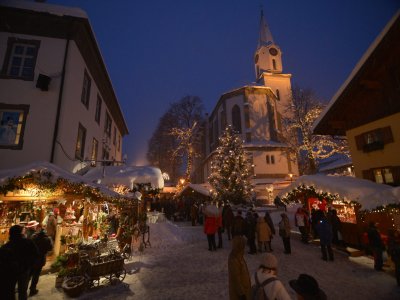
[208,126,252,205]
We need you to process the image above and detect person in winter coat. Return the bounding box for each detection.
[204,202,218,251]
[278,213,291,254]
[253,253,291,300]
[245,211,257,254]
[223,204,234,240]
[232,210,247,237]
[264,211,275,235]
[0,225,39,300]
[367,221,385,271]
[256,216,272,252]
[29,228,53,296]
[315,210,334,261]
[190,203,198,226]
[295,207,309,244]
[387,229,400,285]
[228,236,251,300]
[328,209,342,245]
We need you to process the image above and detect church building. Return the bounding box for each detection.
[193,11,299,202]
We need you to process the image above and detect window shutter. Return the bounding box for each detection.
[391,166,400,186]
[362,169,374,182]
[381,126,394,144]
[355,134,365,150]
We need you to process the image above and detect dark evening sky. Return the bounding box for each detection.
[51,0,400,166]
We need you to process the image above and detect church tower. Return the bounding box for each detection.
[254,10,283,77]
[254,9,292,112]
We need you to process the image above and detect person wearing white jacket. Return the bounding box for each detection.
[253,253,292,300]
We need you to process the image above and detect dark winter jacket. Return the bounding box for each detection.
[223,206,234,227]
[31,230,53,268]
[232,215,247,237]
[316,218,333,245]
[367,225,385,250]
[245,213,257,239]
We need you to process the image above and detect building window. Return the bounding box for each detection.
[266,155,275,164]
[355,126,394,153]
[0,104,29,149]
[276,89,280,100]
[272,59,276,70]
[118,134,121,152]
[75,123,86,160]
[232,105,242,133]
[104,112,112,138]
[374,168,394,185]
[81,70,91,109]
[113,127,117,145]
[91,138,98,166]
[2,38,40,80]
[95,95,102,124]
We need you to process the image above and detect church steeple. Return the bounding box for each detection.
[254,9,283,79]
[258,9,274,48]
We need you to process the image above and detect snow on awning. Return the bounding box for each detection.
[0,161,119,198]
[178,183,212,197]
[278,174,400,210]
[83,165,164,190]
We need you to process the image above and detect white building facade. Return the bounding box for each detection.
[194,11,298,201]
[0,1,128,173]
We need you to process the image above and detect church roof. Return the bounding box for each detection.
[258,9,274,48]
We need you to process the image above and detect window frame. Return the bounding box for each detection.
[95,95,102,124]
[1,37,40,81]
[75,123,87,160]
[232,105,242,134]
[0,103,30,150]
[104,112,112,138]
[80,69,91,109]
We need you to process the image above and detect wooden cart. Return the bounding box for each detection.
[80,251,126,287]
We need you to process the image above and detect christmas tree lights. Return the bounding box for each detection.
[208,126,252,204]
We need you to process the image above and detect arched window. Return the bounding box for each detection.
[276,89,280,100]
[272,59,276,70]
[232,105,242,133]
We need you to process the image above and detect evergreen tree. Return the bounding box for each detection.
[208,126,252,205]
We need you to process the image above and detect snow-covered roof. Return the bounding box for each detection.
[0,161,119,198]
[1,0,88,18]
[83,165,164,190]
[312,10,400,133]
[278,174,400,210]
[179,183,212,197]
[318,155,352,172]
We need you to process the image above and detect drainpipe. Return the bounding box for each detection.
[50,38,70,163]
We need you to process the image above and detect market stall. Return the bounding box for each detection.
[278,175,400,247]
[0,161,122,257]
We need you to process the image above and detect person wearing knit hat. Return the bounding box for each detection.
[252,253,291,300]
[289,273,327,300]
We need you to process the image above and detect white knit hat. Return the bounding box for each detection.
[261,253,278,269]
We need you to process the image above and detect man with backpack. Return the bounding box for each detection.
[251,253,291,300]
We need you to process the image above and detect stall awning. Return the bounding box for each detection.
[278,174,400,210]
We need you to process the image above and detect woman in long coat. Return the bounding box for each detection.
[256,217,272,252]
[228,236,251,300]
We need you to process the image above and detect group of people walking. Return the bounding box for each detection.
[0,222,53,299]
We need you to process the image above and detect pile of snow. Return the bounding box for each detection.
[84,165,164,190]
[278,174,400,210]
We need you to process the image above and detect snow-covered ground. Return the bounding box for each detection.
[33,209,399,300]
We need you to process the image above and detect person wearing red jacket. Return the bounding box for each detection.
[204,202,218,251]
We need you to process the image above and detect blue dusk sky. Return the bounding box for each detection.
[51,0,400,166]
